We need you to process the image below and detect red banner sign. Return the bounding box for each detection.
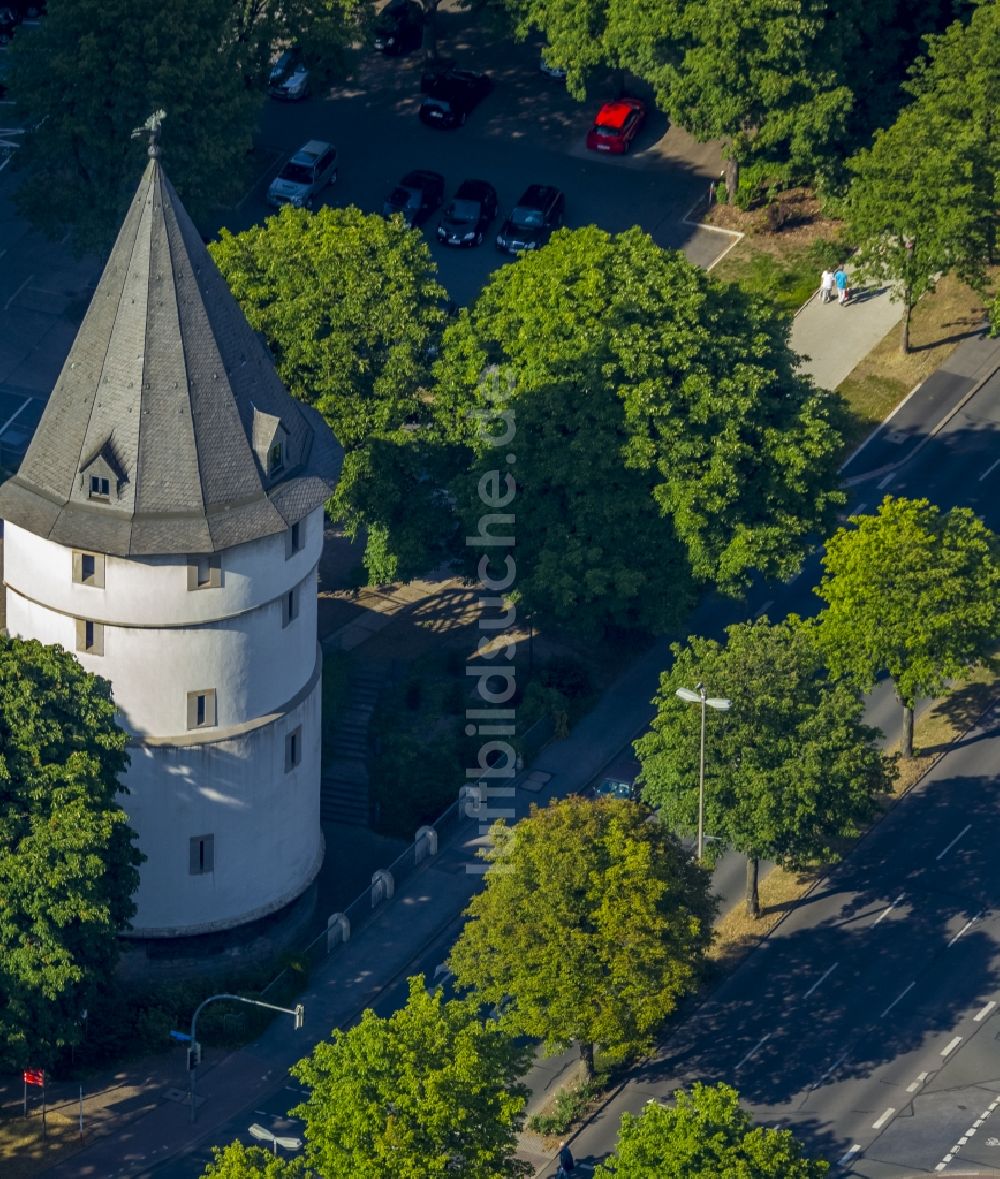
[23,1069,44,1086]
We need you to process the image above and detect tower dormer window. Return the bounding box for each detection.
[269,441,285,475]
[89,475,110,500]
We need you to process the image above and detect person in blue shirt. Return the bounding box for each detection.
[834,263,849,304]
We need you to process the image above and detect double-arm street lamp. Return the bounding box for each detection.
[675,683,731,861]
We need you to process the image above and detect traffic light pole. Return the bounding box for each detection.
[188,994,305,1123]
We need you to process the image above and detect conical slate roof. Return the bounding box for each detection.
[0,157,343,556]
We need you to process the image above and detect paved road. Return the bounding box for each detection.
[558,698,1000,1178]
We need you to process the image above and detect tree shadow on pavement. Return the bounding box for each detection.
[628,766,1000,1160]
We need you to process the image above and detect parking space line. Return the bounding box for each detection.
[3,274,32,311]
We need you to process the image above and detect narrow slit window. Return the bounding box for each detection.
[189,835,215,875]
[285,726,302,772]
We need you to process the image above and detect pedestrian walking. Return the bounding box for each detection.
[820,267,835,304]
[558,1142,576,1173]
[834,264,848,305]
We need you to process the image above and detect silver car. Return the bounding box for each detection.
[267,140,337,209]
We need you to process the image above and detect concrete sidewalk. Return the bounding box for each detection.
[791,274,904,392]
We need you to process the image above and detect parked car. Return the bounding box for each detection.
[419,65,492,128]
[495,184,564,254]
[585,97,647,154]
[373,0,423,55]
[539,50,566,80]
[382,169,445,227]
[435,179,497,247]
[268,47,310,100]
[266,140,338,209]
[0,6,19,43]
[591,755,640,800]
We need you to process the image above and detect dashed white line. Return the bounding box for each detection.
[837,1144,861,1167]
[804,962,839,998]
[979,456,1000,482]
[906,1071,929,1093]
[851,502,868,516]
[941,1036,962,1057]
[877,472,896,489]
[872,1106,896,1130]
[935,823,971,861]
[934,1094,1000,1172]
[948,913,981,946]
[873,893,905,926]
[974,1000,996,1022]
[881,981,915,1018]
[735,1032,771,1070]
[754,599,774,618]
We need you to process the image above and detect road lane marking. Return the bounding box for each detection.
[941,1036,962,1057]
[837,1144,861,1167]
[851,502,867,516]
[906,1071,929,1093]
[754,600,773,618]
[804,962,839,998]
[935,1094,1000,1171]
[936,823,971,861]
[974,1000,996,1022]
[809,1050,849,1090]
[877,472,896,489]
[948,912,981,946]
[872,1106,896,1130]
[873,893,905,926]
[735,1032,771,1070]
[881,981,915,1018]
[979,457,1000,482]
[3,273,32,311]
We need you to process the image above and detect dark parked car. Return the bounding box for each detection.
[435,179,497,247]
[419,66,492,128]
[373,0,423,55]
[268,46,310,101]
[495,184,565,254]
[591,755,640,800]
[0,6,19,43]
[382,169,445,227]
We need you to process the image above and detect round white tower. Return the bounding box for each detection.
[0,141,343,937]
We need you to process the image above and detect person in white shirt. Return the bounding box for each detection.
[820,268,835,304]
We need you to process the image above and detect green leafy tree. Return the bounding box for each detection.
[203,1142,297,1177]
[211,206,450,578]
[845,2,1000,353]
[816,496,1000,758]
[637,616,890,918]
[8,0,260,252]
[448,796,715,1077]
[455,375,696,634]
[329,429,462,585]
[0,637,143,1069]
[287,978,530,1177]
[435,226,844,628]
[595,1082,829,1178]
[211,206,447,449]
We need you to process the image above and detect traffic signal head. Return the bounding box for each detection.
[187,1042,202,1070]
[293,1004,305,1031]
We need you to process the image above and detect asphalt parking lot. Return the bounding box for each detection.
[218,6,727,304]
[0,5,727,422]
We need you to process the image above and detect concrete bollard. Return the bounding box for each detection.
[326,912,350,952]
[371,868,395,908]
[414,825,438,863]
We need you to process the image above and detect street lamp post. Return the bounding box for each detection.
[675,683,731,861]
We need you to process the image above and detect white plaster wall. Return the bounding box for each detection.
[123,677,323,936]
[3,508,323,627]
[6,572,318,736]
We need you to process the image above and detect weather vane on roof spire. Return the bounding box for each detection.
[131,110,166,159]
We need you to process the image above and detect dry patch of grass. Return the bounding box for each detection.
[0,1110,88,1178]
[709,660,1000,974]
[837,273,987,452]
